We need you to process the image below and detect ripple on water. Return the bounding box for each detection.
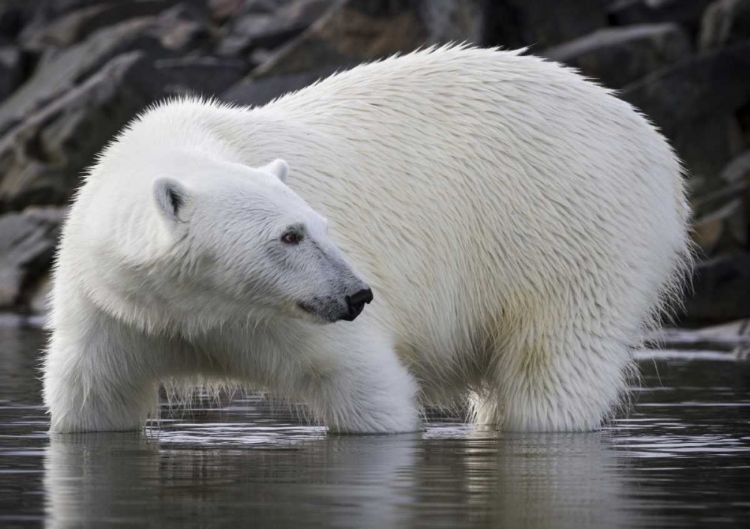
[0,328,749,528]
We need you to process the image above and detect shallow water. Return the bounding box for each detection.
[1,327,749,528]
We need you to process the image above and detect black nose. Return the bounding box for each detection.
[341,288,374,322]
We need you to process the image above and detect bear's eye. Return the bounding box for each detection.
[281,231,303,245]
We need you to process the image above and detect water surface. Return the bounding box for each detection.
[1,327,749,528]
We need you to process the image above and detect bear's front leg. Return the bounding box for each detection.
[44,305,166,433]
[290,323,421,434]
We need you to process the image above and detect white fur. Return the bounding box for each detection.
[43,46,691,433]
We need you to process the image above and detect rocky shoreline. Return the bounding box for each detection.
[1,0,749,327]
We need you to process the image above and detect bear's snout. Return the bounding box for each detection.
[340,287,374,322]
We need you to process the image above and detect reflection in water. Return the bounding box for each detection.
[0,327,749,528]
[43,421,639,528]
[44,425,420,528]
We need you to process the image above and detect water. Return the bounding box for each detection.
[1,326,749,528]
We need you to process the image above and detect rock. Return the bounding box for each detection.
[0,17,164,138]
[721,150,750,183]
[222,65,341,107]
[681,252,750,326]
[0,5,224,137]
[608,0,714,30]
[0,50,250,214]
[0,0,37,45]
[223,0,485,107]
[153,3,215,53]
[0,46,24,102]
[28,273,52,315]
[483,0,606,50]
[154,55,248,96]
[19,1,176,53]
[0,52,156,213]
[621,42,750,133]
[209,0,248,22]
[26,0,113,23]
[700,0,750,52]
[692,197,746,255]
[257,0,485,76]
[0,206,64,309]
[672,114,744,193]
[217,0,332,57]
[646,321,750,351]
[620,42,750,188]
[543,23,691,89]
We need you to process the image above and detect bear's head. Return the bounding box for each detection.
[151,156,372,325]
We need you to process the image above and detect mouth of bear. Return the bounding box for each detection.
[297,301,335,323]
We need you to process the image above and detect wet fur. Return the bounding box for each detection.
[43,45,691,433]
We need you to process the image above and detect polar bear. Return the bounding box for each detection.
[43,45,691,434]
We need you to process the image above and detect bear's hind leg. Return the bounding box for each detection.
[475,330,631,432]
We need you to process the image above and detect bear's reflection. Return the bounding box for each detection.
[45,424,638,528]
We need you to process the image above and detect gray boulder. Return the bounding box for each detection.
[0,17,163,138]
[0,46,24,102]
[621,42,750,131]
[483,0,606,50]
[154,55,248,96]
[216,0,332,58]
[620,41,750,189]
[681,252,750,325]
[700,0,750,52]
[0,206,64,309]
[720,150,750,183]
[0,50,248,214]
[0,52,155,214]
[692,197,747,256]
[0,0,38,45]
[543,23,691,89]
[608,0,714,29]
[19,1,176,53]
[223,0,484,107]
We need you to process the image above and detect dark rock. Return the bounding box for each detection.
[482,0,606,50]
[210,0,280,22]
[154,56,249,96]
[647,322,750,352]
[692,197,746,255]
[700,0,750,52]
[153,3,216,53]
[690,150,750,257]
[0,0,38,45]
[0,52,157,213]
[27,0,113,23]
[19,1,176,53]
[608,0,714,30]
[0,46,24,102]
[620,42,750,187]
[0,49,251,214]
[721,150,750,183]
[681,252,750,326]
[0,206,64,309]
[621,41,750,132]
[543,23,691,89]
[216,0,332,57]
[256,0,484,77]
[223,65,341,107]
[0,17,165,138]
[209,0,248,22]
[223,0,485,107]
[673,114,745,192]
[419,0,485,44]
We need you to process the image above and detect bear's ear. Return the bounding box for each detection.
[260,159,289,183]
[153,177,193,223]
